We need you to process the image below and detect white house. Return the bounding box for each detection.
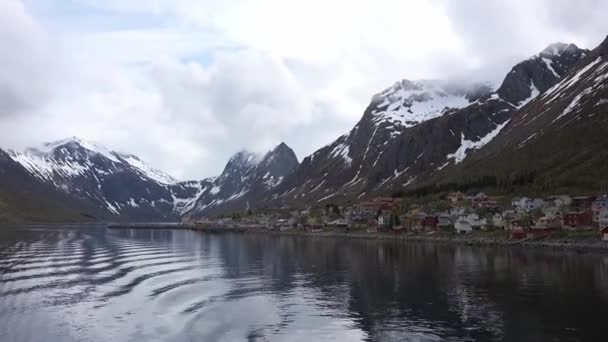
[492,213,506,229]
[455,213,487,233]
[512,197,545,213]
[598,209,608,228]
[592,197,608,223]
[455,220,473,234]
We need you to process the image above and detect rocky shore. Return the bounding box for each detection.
[235,229,608,253]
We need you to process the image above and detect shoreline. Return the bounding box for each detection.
[106,222,608,253]
[243,230,608,253]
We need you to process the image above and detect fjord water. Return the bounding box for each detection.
[1,227,607,342]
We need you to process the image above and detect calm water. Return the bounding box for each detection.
[1,226,608,341]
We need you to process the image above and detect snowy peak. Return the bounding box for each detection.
[115,153,177,185]
[222,150,260,174]
[540,42,580,57]
[369,79,491,128]
[13,137,177,185]
[27,136,121,163]
[497,43,588,106]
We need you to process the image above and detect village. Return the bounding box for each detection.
[206,192,608,242]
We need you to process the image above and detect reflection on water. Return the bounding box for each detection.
[1,226,608,341]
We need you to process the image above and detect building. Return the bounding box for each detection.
[601,227,608,241]
[509,219,534,239]
[512,197,545,213]
[492,213,506,229]
[471,192,488,208]
[597,209,608,229]
[455,213,486,233]
[563,210,593,230]
[455,219,473,234]
[592,196,608,223]
[421,216,439,230]
[437,215,453,230]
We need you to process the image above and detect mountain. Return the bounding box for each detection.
[3,137,202,221]
[184,142,299,217]
[260,42,588,207]
[1,39,602,221]
[0,148,89,223]
[412,37,608,194]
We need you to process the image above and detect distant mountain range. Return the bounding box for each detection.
[1,36,607,222]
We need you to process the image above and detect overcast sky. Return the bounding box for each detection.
[1,0,607,180]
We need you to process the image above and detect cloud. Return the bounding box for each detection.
[2,0,607,180]
[0,0,55,117]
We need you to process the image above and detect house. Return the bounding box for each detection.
[601,227,608,241]
[467,213,487,230]
[597,209,608,229]
[500,210,519,230]
[421,216,439,230]
[492,213,506,229]
[512,197,545,213]
[454,213,486,233]
[447,192,465,203]
[437,215,453,230]
[447,206,466,218]
[592,196,608,223]
[509,219,534,239]
[563,210,593,230]
[455,219,473,234]
[471,192,489,208]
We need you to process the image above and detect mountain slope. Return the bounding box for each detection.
[263,43,588,207]
[185,142,299,217]
[5,137,200,221]
[0,149,91,223]
[417,36,608,194]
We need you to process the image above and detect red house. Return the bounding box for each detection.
[563,210,593,229]
[421,216,439,230]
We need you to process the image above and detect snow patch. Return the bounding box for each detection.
[542,57,560,78]
[447,119,511,164]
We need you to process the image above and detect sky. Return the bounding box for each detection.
[1,0,607,180]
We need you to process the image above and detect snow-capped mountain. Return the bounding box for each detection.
[263,42,588,206]
[369,80,491,128]
[422,36,608,193]
[185,142,299,217]
[1,38,603,221]
[496,42,588,107]
[5,137,195,220]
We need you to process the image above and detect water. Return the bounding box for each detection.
[1,226,608,341]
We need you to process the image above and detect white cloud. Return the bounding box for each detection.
[0,0,55,116]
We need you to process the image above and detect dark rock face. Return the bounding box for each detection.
[5,138,195,221]
[263,43,588,207]
[185,142,299,216]
[0,148,92,222]
[497,43,589,106]
[420,36,608,193]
